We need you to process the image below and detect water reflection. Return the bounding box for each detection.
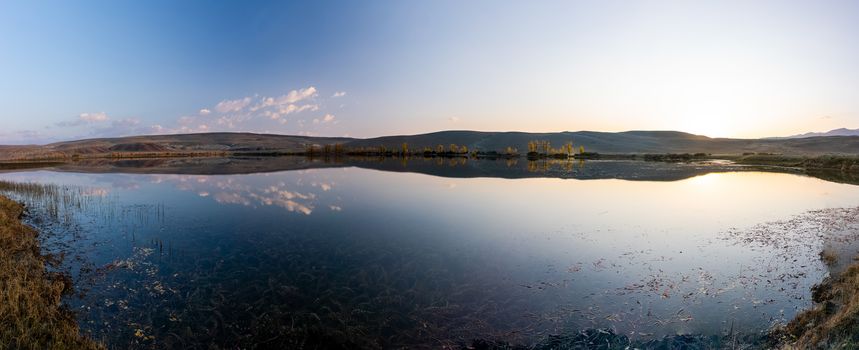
[141,173,337,216]
[1,165,859,348]
[180,175,317,214]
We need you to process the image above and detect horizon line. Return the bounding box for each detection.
[4,127,858,147]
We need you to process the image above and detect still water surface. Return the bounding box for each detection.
[2,161,859,348]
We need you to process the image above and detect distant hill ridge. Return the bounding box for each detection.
[777,128,859,139]
[3,130,859,160]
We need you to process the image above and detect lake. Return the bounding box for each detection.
[2,158,859,348]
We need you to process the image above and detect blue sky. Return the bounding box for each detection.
[1,0,858,144]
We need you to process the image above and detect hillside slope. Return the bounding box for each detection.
[347,130,859,155]
[0,133,353,160]
[3,130,859,160]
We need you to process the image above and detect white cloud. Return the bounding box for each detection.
[448,116,460,123]
[313,114,336,124]
[284,104,319,114]
[264,104,319,124]
[215,97,252,113]
[199,87,321,129]
[252,87,317,111]
[283,86,317,103]
[79,112,109,122]
[56,112,111,127]
[39,85,336,141]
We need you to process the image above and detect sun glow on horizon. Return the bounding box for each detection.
[1,1,858,143]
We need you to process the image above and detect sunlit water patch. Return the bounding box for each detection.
[2,166,859,348]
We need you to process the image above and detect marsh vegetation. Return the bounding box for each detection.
[0,194,102,349]
[771,251,859,349]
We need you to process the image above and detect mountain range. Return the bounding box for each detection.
[779,128,859,139]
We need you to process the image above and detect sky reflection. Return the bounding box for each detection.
[2,167,859,346]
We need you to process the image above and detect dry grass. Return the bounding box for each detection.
[774,253,859,349]
[736,154,859,173]
[0,194,102,350]
[821,248,839,267]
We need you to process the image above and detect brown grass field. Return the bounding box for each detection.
[0,195,102,350]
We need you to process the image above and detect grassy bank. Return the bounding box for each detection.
[772,251,859,349]
[0,194,102,349]
[735,154,859,172]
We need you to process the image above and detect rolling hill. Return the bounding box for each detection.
[346,130,859,155]
[3,130,859,161]
[0,133,351,161]
[779,128,859,139]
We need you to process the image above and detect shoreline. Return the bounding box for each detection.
[0,194,101,349]
[761,207,859,349]
[2,151,857,171]
[771,250,859,348]
[4,154,859,188]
